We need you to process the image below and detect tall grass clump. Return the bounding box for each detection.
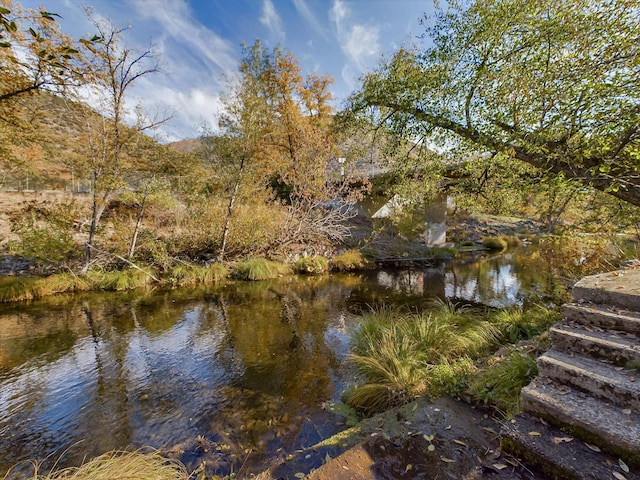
[489,305,561,344]
[85,268,154,291]
[346,302,500,413]
[231,258,291,281]
[330,249,371,271]
[0,273,90,302]
[165,262,228,286]
[469,351,538,417]
[16,449,188,480]
[292,256,329,274]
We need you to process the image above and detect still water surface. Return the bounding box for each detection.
[0,248,563,477]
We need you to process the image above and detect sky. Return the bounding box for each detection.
[19,0,435,141]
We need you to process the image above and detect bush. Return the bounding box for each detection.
[481,236,508,251]
[231,258,291,281]
[293,256,329,274]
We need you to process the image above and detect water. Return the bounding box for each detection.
[0,248,563,477]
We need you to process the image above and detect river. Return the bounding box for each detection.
[0,248,565,478]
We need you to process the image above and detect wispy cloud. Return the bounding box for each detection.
[119,0,238,139]
[293,0,327,40]
[329,0,380,84]
[260,0,285,41]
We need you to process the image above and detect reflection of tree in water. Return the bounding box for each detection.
[444,248,562,307]
[187,280,347,476]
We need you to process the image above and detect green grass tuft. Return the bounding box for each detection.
[469,351,538,417]
[292,256,329,274]
[85,268,154,291]
[330,249,371,271]
[346,304,500,413]
[489,305,561,344]
[231,257,291,281]
[165,262,228,286]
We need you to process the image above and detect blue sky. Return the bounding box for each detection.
[20,0,434,141]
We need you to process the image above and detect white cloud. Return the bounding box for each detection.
[330,0,380,72]
[260,0,285,41]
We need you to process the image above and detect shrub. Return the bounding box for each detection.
[293,256,329,274]
[231,258,291,281]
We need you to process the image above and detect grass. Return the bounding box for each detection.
[346,302,500,414]
[469,350,538,417]
[10,450,188,480]
[231,257,291,281]
[85,268,155,291]
[346,302,560,415]
[489,305,561,344]
[165,262,228,286]
[292,255,329,274]
[330,249,371,271]
[481,235,522,251]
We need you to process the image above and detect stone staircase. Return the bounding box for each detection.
[503,267,640,479]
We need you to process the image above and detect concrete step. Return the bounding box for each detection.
[549,324,640,368]
[572,269,640,311]
[537,349,640,411]
[502,413,640,480]
[520,379,640,466]
[562,303,640,334]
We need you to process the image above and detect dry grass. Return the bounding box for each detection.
[6,450,188,480]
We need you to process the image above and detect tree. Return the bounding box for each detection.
[0,0,90,170]
[203,41,350,260]
[72,14,168,270]
[346,0,640,206]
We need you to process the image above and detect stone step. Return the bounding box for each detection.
[571,269,640,311]
[502,413,640,480]
[537,349,640,411]
[520,379,640,466]
[549,324,640,368]
[562,303,640,334]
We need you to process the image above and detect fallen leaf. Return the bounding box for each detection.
[528,431,541,436]
[454,439,467,447]
[619,459,629,473]
[613,472,627,480]
[621,409,632,415]
[585,443,601,452]
[445,425,452,430]
[630,376,636,382]
[294,473,305,479]
[553,436,574,444]
[342,465,350,471]
[412,403,418,412]
[440,457,455,463]
[493,464,508,470]
[428,444,435,452]
[405,464,412,472]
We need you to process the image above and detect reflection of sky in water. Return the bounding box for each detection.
[445,264,523,307]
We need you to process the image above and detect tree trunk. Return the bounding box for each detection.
[128,180,151,260]
[219,157,245,261]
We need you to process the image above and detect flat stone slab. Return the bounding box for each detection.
[502,414,640,480]
[572,266,640,311]
[562,303,640,334]
[521,379,640,464]
[537,348,640,411]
